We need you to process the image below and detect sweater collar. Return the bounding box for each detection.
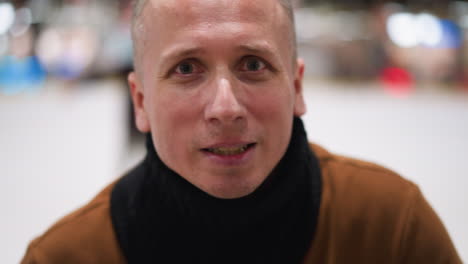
[111,117,322,263]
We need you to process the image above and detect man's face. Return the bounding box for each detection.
[129,0,306,198]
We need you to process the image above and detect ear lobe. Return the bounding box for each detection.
[128,72,151,133]
[293,58,306,116]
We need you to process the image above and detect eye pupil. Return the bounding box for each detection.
[178,63,193,74]
[247,59,261,71]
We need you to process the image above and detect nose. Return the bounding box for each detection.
[204,77,246,125]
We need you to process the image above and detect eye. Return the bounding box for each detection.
[175,61,196,75]
[166,60,204,83]
[240,57,267,72]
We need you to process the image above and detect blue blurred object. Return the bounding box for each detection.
[437,19,462,49]
[0,55,46,95]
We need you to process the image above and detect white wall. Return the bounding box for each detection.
[1,81,128,263]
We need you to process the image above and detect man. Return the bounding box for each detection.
[22,0,461,263]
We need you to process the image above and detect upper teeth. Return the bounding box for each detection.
[208,145,248,155]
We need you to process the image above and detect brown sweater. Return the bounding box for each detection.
[21,144,462,264]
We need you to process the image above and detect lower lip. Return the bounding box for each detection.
[202,145,256,166]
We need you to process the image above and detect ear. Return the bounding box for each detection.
[293,58,306,116]
[128,72,151,133]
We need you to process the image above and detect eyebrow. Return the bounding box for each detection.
[157,41,280,69]
[158,46,205,66]
[235,43,278,59]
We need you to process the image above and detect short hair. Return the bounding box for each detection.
[131,0,297,71]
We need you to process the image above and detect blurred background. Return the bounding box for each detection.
[1,0,467,262]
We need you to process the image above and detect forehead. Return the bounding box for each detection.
[163,0,275,19]
[134,0,294,75]
[140,0,286,31]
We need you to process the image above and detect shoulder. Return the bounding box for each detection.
[310,142,416,208]
[21,182,125,264]
[311,142,419,237]
[306,143,461,263]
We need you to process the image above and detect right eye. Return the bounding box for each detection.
[172,60,204,76]
[175,62,195,74]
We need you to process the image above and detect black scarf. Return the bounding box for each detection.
[111,118,322,263]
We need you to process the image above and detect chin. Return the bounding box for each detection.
[202,179,260,199]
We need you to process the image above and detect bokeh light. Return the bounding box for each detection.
[0,3,15,35]
[387,12,443,48]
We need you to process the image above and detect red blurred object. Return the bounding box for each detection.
[380,67,414,97]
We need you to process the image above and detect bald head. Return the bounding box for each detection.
[132,0,294,22]
[130,0,297,72]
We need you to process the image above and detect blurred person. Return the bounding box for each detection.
[21,0,461,263]
[0,28,46,93]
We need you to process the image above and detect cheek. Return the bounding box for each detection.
[149,89,200,128]
[247,86,295,150]
[148,92,201,154]
[247,85,295,118]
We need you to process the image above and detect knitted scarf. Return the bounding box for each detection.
[111,117,321,263]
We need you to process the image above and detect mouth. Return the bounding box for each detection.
[202,143,256,156]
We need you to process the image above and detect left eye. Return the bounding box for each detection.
[240,57,266,72]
